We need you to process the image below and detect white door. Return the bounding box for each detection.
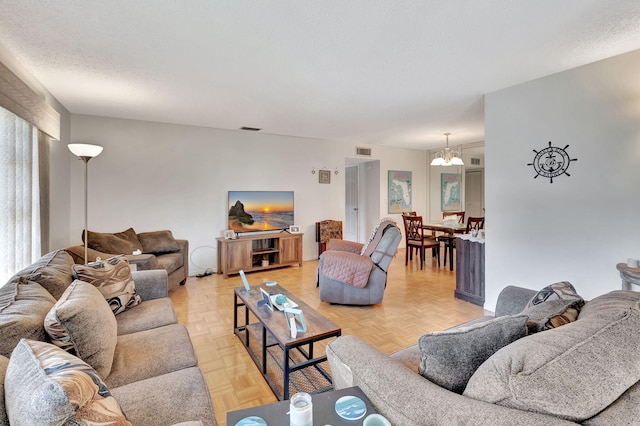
[345,165,358,241]
[464,170,484,218]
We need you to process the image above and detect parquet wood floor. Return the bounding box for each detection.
[169,248,487,426]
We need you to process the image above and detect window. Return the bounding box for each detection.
[0,107,41,283]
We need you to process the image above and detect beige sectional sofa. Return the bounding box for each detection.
[0,249,216,425]
[66,228,189,290]
[327,285,640,425]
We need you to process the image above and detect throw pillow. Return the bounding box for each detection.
[44,280,118,379]
[5,339,131,425]
[137,230,180,254]
[463,291,640,422]
[6,249,75,299]
[418,314,528,394]
[72,255,142,315]
[84,227,143,255]
[523,281,584,332]
[0,278,57,358]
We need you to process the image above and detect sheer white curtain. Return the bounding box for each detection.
[0,107,41,283]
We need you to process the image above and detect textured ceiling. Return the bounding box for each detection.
[1,0,640,150]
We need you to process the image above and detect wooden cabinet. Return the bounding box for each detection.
[455,236,485,306]
[279,233,302,264]
[217,233,303,278]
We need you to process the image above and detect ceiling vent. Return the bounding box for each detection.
[240,126,261,131]
[356,147,372,156]
[471,158,481,166]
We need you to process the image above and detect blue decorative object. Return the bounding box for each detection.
[235,416,266,426]
[335,395,367,421]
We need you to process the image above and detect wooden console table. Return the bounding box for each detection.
[217,232,303,278]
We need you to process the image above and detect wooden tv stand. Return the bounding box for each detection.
[217,232,303,278]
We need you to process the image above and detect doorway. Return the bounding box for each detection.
[464,169,484,218]
[345,165,358,241]
[345,159,380,242]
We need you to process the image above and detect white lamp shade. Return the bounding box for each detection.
[68,143,103,158]
[451,156,464,166]
[430,157,444,166]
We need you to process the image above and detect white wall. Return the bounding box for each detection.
[66,115,427,275]
[485,48,640,310]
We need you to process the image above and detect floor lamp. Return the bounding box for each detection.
[68,143,104,264]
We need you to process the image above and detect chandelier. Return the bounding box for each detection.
[430,133,464,166]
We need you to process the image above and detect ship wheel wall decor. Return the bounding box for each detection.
[527,141,578,183]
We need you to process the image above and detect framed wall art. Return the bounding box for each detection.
[319,169,331,184]
[441,173,462,212]
[388,170,412,213]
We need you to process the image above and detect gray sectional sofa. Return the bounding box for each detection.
[0,249,216,425]
[327,285,640,425]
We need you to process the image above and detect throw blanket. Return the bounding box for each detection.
[360,218,397,256]
[326,239,363,254]
[320,251,373,288]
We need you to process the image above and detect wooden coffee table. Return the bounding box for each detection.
[233,283,341,400]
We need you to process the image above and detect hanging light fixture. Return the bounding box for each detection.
[430,133,464,166]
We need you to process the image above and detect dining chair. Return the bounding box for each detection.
[438,212,465,268]
[466,216,485,233]
[402,215,440,269]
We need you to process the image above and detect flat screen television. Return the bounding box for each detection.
[228,191,294,233]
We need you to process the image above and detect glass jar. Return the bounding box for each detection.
[289,392,313,426]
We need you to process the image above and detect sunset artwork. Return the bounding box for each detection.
[228,191,294,232]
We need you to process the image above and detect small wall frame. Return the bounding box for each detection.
[318,169,331,184]
[258,288,274,310]
[289,225,301,233]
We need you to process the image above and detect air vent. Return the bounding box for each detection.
[471,158,481,166]
[240,126,261,131]
[356,147,372,156]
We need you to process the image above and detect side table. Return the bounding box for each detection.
[227,386,377,425]
[616,263,640,290]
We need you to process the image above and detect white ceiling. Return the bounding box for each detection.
[1,0,640,150]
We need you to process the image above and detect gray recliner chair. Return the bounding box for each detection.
[317,219,402,305]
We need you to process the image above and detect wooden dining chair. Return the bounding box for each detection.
[402,215,440,270]
[438,212,465,268]
[466,217,485,233]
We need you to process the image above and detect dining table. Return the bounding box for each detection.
[422,222,467,271]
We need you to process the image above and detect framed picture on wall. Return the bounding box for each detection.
[441,173,462,212]
[319,169,331,184]
[388,170,412,213]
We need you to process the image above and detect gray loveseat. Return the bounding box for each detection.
[0,249,216,425]
[327,285,640,425]
[66,228,189,290]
